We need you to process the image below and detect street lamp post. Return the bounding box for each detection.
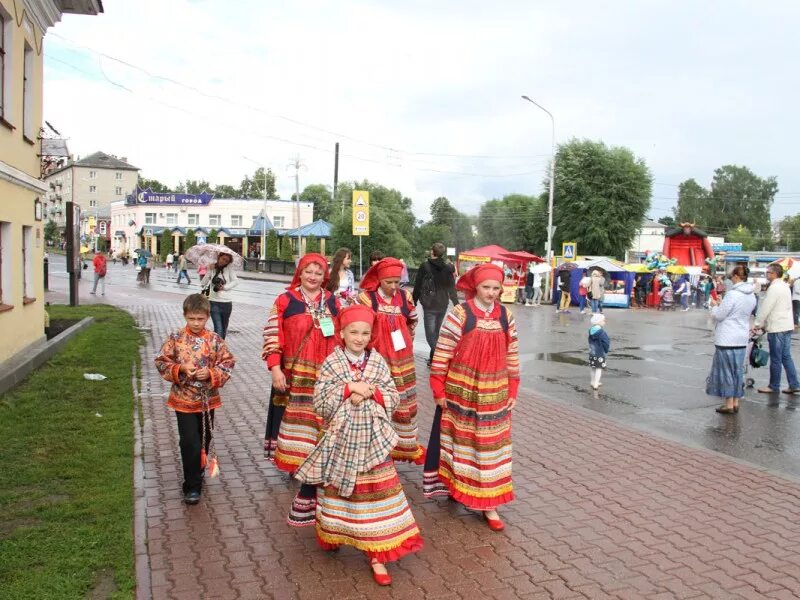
[242,156,270,260]
[521,95,556,302]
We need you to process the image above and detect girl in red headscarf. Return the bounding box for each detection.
[263,253,341,526]
[357,258,425,463]
[295,304,423,586]
[423,263,520,531]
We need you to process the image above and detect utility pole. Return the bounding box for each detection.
[288,155,305,256]
[334,142,340,217]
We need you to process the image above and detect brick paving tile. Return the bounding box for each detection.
[129,302,800,599]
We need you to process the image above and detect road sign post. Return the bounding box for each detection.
[352,191,369,278]
[562,241,577,260]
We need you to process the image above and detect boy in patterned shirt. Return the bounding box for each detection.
[155,294,236,504]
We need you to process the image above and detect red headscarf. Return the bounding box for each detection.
[287,253,330,290]
[339,304,375,329]
[359,257,404,292]
[456,263,504,300]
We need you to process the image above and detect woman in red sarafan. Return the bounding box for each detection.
[422,263,520,531]
[262,253,341,527]
[357,258,425,464]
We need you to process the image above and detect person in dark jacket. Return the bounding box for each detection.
[412,243,459,366]
[588,313,611,390]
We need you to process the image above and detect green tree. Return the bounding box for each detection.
[184,228,197,250]
[330,180,417,268]
[280,237,294,261]
[658,215,676,228]
[416,222,453,256]
[44,219,59,244]
[548,138,653,258]
[296,184,334,221]
[428,196,475,253]
[207,228,218,244]
[180,179,212,194]
[477,194,547,254]
[213,184,238,198]
[727,225,757,251]
[674,179,708,225]
[305,235,320,253]
[138,176,170,192]
[159,229,172,261]
[240,167,277,199]
[266,229,279,258]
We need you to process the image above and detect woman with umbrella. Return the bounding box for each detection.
[262,253,342,527]
[188,245,242,339]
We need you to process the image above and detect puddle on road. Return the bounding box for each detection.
[636,407,684,416]
[531,352,586,366]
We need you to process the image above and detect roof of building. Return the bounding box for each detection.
[284,219,333,238]
[642,219,666,228]
[47,151,139,176]
[248,214,275,235]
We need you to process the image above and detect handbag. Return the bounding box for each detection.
[750,341,769,368]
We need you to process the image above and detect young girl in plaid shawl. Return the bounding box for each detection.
[295,304,423,586]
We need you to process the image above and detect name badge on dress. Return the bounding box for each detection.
[318,316,335,337]
[391,329,407,351]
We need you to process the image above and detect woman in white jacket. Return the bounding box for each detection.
[201,251,239,339]
[706,265,757,414]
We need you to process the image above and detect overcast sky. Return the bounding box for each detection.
[44,0,800,223]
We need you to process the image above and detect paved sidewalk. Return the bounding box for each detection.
[134,301,800,600]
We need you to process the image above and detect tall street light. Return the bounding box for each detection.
[521,95,556,302]
[242,156,270,260]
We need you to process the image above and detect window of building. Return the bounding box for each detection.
[89,200,97,208]
[89,185,97,193]
[188,214,199,226]
[89,171,97,179]
[115,187,123,195]
[22,225,33,300]
[0,9,7,121]
[0,221,9,306]
[209,214,221,227]
[99,222,107,234]
[145,213,156,225]
[22,43,33,140]
[165,213,177,225]
[273,216,285,228]
[231,215,243,227]
[115,172,122,180]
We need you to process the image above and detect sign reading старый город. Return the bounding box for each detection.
[130,187,214,206]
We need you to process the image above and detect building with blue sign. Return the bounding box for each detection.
[110,191,314,258]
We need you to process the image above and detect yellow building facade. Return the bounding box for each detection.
[0,0,102,364]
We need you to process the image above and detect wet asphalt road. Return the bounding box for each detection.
[49,255,800,478]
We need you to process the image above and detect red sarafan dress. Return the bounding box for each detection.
[357,289,425,463]
[262,289,341,472]
[424,300,520,508]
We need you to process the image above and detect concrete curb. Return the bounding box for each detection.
[0,316,94,396]
[132,360,152,600]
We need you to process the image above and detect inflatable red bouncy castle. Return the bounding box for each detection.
[663,223,714,267]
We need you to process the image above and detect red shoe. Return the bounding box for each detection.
[413,446,427,466]
[370,560,392,586]
[485,513,505,531]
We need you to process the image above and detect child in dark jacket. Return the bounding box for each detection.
[588,313,610,390]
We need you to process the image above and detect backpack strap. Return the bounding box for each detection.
[400,290,411,317]
[499,305,509,333]
[325,291,339,316]
[461,302,477,335]
[369,291,379,312]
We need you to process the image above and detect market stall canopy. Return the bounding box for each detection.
[571,258,627,273]
[500,251,544,264]
[458,245,511,262]
[623,263,651,273]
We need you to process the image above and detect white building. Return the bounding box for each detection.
[110,190,313,257]
[627,219,667,261]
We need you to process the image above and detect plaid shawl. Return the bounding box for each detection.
[294,347,399,497]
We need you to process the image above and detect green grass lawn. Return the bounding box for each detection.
[0,305,142,600]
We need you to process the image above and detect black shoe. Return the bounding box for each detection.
[183,491,201,505]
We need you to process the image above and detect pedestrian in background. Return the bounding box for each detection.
[754,263,800,396]
[143,254,153,284]
[173,251,180,273]
[423,263,519,532]
[590,269,605,313]
[675,276,690,311]
[413,243,459,366]
[588,313,610,390]
[707,265,756,414]
[557,269,571,313]
[165,251,174,271]
[154,293,235,505]
[200,251,239,339]
[792,276,800,326]
[326,247,356,307]
[176,253,191,285]
[578,270,591,314]
[359,257,425,463]
[369,250,385,267]
[90,250,107,296]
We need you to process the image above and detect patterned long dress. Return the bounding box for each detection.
[308,347,424,561]
[357,289,424,463]
[423,301,520,509]
[262,289,340,472]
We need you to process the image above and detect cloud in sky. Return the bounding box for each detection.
[44,0,800,221]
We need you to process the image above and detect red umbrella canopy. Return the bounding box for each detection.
[500,251,544,263]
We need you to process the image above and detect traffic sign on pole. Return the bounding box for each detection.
[352,190,369,236]
[562,241,577,259]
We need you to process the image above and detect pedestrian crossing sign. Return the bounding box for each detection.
[562,242,577,259]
